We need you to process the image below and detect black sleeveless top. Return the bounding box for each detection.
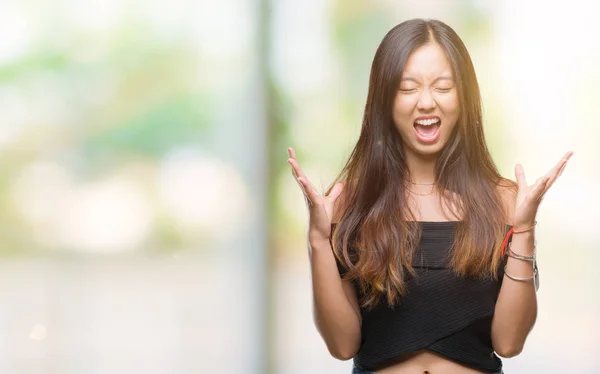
[334,221,509,373]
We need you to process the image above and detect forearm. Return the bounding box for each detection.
[309,239,362,360]
[491,231,537,357]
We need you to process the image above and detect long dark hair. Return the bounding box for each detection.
[329,19,515,309]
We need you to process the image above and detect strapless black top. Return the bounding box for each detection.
[334,221,509,373]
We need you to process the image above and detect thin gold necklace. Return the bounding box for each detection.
[409,181,436,186]
[406,184,436,196]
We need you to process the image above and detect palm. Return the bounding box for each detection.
[287,147,344,243]
[513,151,573,227]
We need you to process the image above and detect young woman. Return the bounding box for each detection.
[287,19,572,374]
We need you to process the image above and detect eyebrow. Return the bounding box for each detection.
[400,75,454,83]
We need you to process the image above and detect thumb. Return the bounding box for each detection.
[514,164,527,189]
[327,182,345,200]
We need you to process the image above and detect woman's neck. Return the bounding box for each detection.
[405,151,437,184]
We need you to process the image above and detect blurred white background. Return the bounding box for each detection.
[0,0,598,373]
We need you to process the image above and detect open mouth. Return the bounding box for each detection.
[413,118,441,143]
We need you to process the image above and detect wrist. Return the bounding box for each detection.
[509,231,535,255]
[512,230,535,241]
[513,220,537,234]
[309,237,332,250]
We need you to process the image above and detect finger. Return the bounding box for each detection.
[555,152,573,179]
[532,176,544,194]
[287,160,303,194]
[294,178,310,203]
[537,176,550,194]
[515,164,527,189]
[549,151,573,177]
[287,160,311,198]
[287,159,310,202]
[557,163,567,177]
[299,179,333,226]
[288,165,322,206]
[558,151,573,176]
[534,176,551,202]
[288,147,297,160]
[298,177,323,207]
[287,148,301,178]
[304,176,322,198]
[295,177,310,205]
[545,151,574,189]
[287,158,307,181]
[288,159,299,181]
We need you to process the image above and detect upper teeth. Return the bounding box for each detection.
[415,118,440,126]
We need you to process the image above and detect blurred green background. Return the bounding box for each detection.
[0,0,598,373]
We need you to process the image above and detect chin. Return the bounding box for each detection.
[410,140,447,157]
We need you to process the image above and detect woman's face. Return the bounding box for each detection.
[392,42,460,157]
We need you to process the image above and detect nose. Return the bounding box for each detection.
[417,88,436,111]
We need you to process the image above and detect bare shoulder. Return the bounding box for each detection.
[496,178,518,225]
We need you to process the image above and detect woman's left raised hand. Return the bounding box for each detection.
[513,151,574,229]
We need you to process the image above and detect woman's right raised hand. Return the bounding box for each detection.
[287,147,345,245]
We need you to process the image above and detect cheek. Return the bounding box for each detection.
[437,94,460,114]
[393,97,417,124]
[441,97,460,135]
